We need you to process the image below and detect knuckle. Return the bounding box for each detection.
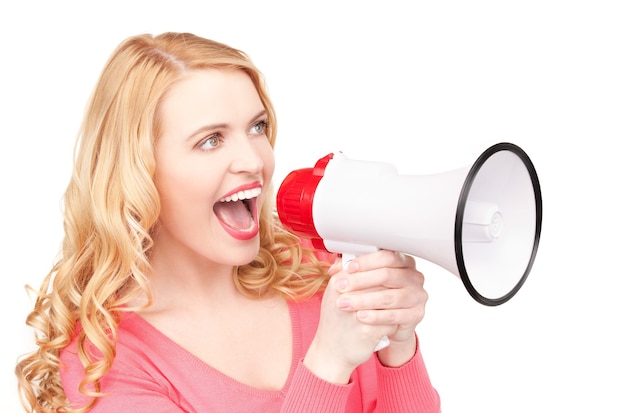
[384,310,399,324]
[380,291,396,308]
[415,307,426,324]
[405,254,416,266]
[379,250,397,265]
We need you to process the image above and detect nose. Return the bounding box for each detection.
[229,136,264,174]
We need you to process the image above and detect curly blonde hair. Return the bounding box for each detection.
[15,32,330,413]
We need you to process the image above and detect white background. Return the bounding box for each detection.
[1,1,624,412]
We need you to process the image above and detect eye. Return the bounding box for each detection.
[198,134,224,151]
[249,120,268,136]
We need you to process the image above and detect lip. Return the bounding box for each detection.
[219,181,263,200]
[214,180,262,241]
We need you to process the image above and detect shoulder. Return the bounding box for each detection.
[60,313,180,407]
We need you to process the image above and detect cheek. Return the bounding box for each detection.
[262,142,276,180]
[155,163,212,218]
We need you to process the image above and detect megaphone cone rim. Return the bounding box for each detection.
[455,142,543,306]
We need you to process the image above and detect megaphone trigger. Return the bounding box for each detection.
[341,253,356,270]
[374,336,391,352]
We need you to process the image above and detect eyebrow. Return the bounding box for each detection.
[186,110,267,141]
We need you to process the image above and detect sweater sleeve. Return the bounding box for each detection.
[280,360,353,413]
[374,335,441,413]
[279,341,440,413]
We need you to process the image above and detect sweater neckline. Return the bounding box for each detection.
[125,298,303,397]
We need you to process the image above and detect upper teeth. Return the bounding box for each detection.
[219,187,262,202]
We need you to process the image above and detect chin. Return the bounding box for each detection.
[224,236,262,267]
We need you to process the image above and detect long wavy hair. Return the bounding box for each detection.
[15,32,331,413]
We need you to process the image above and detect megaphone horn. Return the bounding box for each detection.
[276,142,542,306]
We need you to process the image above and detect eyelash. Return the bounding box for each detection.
[252,120,269,135]
[197,134,224,151]
[196,120,269,151]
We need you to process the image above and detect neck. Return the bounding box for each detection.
[136,244,244,315]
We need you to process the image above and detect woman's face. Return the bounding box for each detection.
[153,69,275,268]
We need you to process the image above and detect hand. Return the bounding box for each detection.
[334,250,428,367]
[303,250,428,383]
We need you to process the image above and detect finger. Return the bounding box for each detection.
[346,250,415,273]
[336,267,425,293]
[356,306,427,328]
[337,286,427,313]
[327,257,343,276]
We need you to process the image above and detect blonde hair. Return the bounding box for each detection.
[16,32,330,413]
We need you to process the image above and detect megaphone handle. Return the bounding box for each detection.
[341,253,391,352]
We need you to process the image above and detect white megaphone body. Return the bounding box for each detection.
[276,142,542,307]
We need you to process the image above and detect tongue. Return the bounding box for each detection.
[214,201,252,230]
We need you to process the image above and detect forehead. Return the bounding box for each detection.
[158,69,264,134]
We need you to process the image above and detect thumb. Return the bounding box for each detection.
[328,256,343,276]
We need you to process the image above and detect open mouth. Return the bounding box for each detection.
[213,187,261,240]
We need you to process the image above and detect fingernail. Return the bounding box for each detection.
[337,297,351,310]
[335,277,348,291]
[345,261,355,272]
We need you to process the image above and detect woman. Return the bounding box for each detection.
[16,32,440,413]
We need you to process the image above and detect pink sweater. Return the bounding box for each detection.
[60,295,440,412]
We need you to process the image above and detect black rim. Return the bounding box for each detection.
[454,142,543,306]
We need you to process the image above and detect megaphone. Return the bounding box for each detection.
[276,142,542,306]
